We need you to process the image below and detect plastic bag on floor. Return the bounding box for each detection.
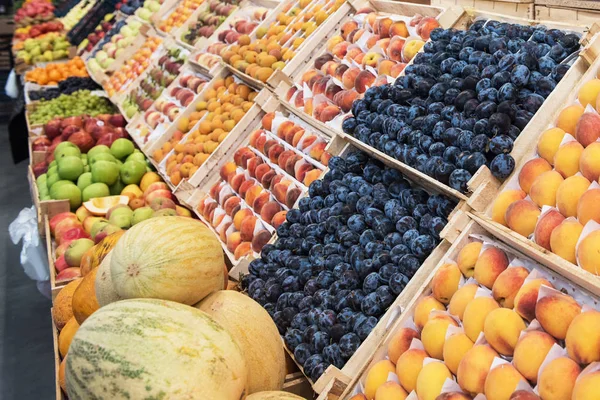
[9,207,49,282]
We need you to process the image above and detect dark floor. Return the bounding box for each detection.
[0,121,55,397]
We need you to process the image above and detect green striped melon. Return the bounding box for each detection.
[94,251,122,306]
[110,216,224,305]
[246,392,306,400]
[65,299,248,399]
[196,291,286,394]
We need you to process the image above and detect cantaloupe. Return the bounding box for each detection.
[94,251,122,307]
[58,357,67,394]
[72,267,99,324]
[80,230,124,276]
[52,278,82,330]
[58,317,80,357]
[246,391,306,399]
[65,299,248,399]
[196,291,286,394]
[110,217,224,305]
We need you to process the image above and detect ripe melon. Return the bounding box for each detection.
[94,251,122,307]
[72,267,100,324]
[80,230,124,276]
[58,317,80,357]
[246,391,306,399]
[65,299,248,399]
[52,278,82,330]
[196,291,286,394]
[110,217,224,305]
[58,357,67,394]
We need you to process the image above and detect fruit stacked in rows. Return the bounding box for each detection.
[88,19,127,57]
[243,151,457,381]
[158,0,205,33]
[134,0,162,20]
[181,0,239,46]
[16,33,71,65]
[14,0,54,27]
[220,0,345,83]
[87,19,146,72]
[122,48,188,118]
[203,8,268,56]
[342,20,580,193]
[105,37,163,98]
[358,239,600,400]
[286,11,439,123]
[77,17,115,54]
[28,77,101,101]
[25,57,88,85]
[157,80,257,186]
[14,20,64,40]
[60,0,95,30]
[194,52,221,69]
[492,78,600,276]
[29,90,117,125]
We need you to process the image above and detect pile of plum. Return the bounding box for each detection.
[243,151,457,381]
[342,20,581,193]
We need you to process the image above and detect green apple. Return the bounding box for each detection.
[87,145,111,159]
[126,151,146,163]
[47,165,58,176]
[36,173,47,187]
[58,156,84,181]
[108,207,133,229]
[41,194,51,201]
[111,138,135,160]
[131,206,154,225]
[91,161,120,186]
[90,220,110,240]
[109,179,126,196]
[49,160,57,169]
[46,173,61,189]
[39,185,49,196]
[120,160,146,185]
[64,238,95,267]
[82,182,110,202]
[89,152,116,165]
[77,172,93,191]
[84,165,90,173]
[55,142,80,160]
[50,181,82,210]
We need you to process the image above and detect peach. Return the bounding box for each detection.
[578,78,600,108]
[537,127,566,164]
[576,112,600,147]
[513,278,553,321]
[234,147,255,167]
[387,328,420,364]
[456,241,482,277]
[261,112,275,131]
[342,67,360,90]
[340,20,358,40]
[260,201,282,224]
[246,157,263,178]
[577,188,600,225]
[378,59,396,77]
[443,332,473,375]
[577,230,600,275]
[448,283,478,321]
[229,173,246,192]
[518,158,552,193]
[436,393,472,400]
[271,211,287,228]
[303,169,322,186]
[226,231,242,253]
[484,308,526,356]
[556,175,590,217]
[422,317,458,359]
[484,364,526,400]
[530,170,564,207]
[510,391,540,400]
[534,209,565,250]
[272,182,291,204]
[318,105,342,123]
[240,215,258,242]
[220,161,237,180]
[505,200,541,237]
[556,104,585,134]
[474,247,508,289]
[431,262,461,304]
[254,163,272,183]
[251,229,271,253]
[572,372,600,400]
[355,70,376,94]
[565,310,600,364]
[267,143,285,163]
[538,357,581,400]
[327,35,344,52]
[234,242,252,259]
[396,349,427,393]
[402,39,425,62]
[334,63,349,81]
[387,38,405,62]
[285,187,301,208]
[390,21,409,38]
[492,190,526,226]
[536,290,581,340]
[350,395,367,400]
[550,219,583,263]
[579,142,600,181]
[365,359,396,399]
[513,331,556,383]
[463,296,499,342]
[492,266,529,308]
[416,362,452,400]
[233,208,253,230]
[375,18,393,38]
[375,381,407,400]
[252,192,270,214]
[333,89,359,113]
[244,185,263,208]
[554,141,584,178]
[456,345,499,396]
[331,41,349,58]
[414,295,445,329]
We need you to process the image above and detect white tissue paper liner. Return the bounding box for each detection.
[445,324,465,340]
[406,390,419,400]
[474,331,490,346]
[409,338,426,351]
[518,319,543,340]
[474,286,493,299]
[440,377,464,394]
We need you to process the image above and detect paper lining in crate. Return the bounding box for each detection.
[335,213,600,400]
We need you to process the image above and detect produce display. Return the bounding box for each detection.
[353,235,600,400]
[133,0,163,21]
[180,0,239,46]
[28,77,101,101]
[76,15,116,55]
[341,21,581,193]
[220,0,346,82]
[15,32,71,65]
[14,20,64,40]
[87,18,147,73]
[14,0,55,27]
[24,57,88,85]
[491,71,600,276]
[60,0,95,30]
[157,0,205,34]
[28,90,116,125]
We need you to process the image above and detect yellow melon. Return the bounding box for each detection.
[52,278,82,330]
[72,267,99,324]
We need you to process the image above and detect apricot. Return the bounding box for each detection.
[396,349,427,393]
[456,241,482,277]
[416,362,452,400]
[226,231,242,253]
[448,283,478,320]
[579,142,600,182]
[436,393,472,400]
[443,332,473,375]
[491,266,529,308]
[234,242,252,259]
[556,104,585,134]
[557,175,591,217]
[565,309,600,364]
[572,371,600,400]
[365,359,396,399]
[387,328,420,364]
[577,188,600,225]
[576,112,600,148]
[474,247,509,289]
[456,344,499,396]
[413,295,445,329]
[534,209,565,250]
[513,278,553,321]
[505,200,541,237]
[578,79,600,108]
[577,230,600,275]
[554,141,584,178]
[510,391,540,400]
[535,289,581,340]
[463,296,499,342]
[483,308,526,356]
[538,357,581,400]
[537,127,566,164]
[519,158,552,193]
[421,317,458,359]
[375,381,407,400]
[492,190,526,226]
[513,330,555,383]
[431,262,461,304]
[550,219,583,263]
[529,170,564,207]
[484,364,526,400]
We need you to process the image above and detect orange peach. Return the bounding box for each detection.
[537,127,566,164]
[513,278,553,321]
[529,170,564,208]
[550,219,583,264]
[576,112,600,147]
[491,190,526,226]
[577,188,600,225]
[387,328,420,364]
[533,209,565,250]
[505,200,540,237]
[518,158,552,193]
[556,175,590,217]
[556,104,585,134]
[535,289,581,340]
[513,330,556,383]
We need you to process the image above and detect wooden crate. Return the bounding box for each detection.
[28,136,48,166]
[535,0,600,25]
[431,0,534,18]
[28,166,70,237]
[331,214,600,400]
